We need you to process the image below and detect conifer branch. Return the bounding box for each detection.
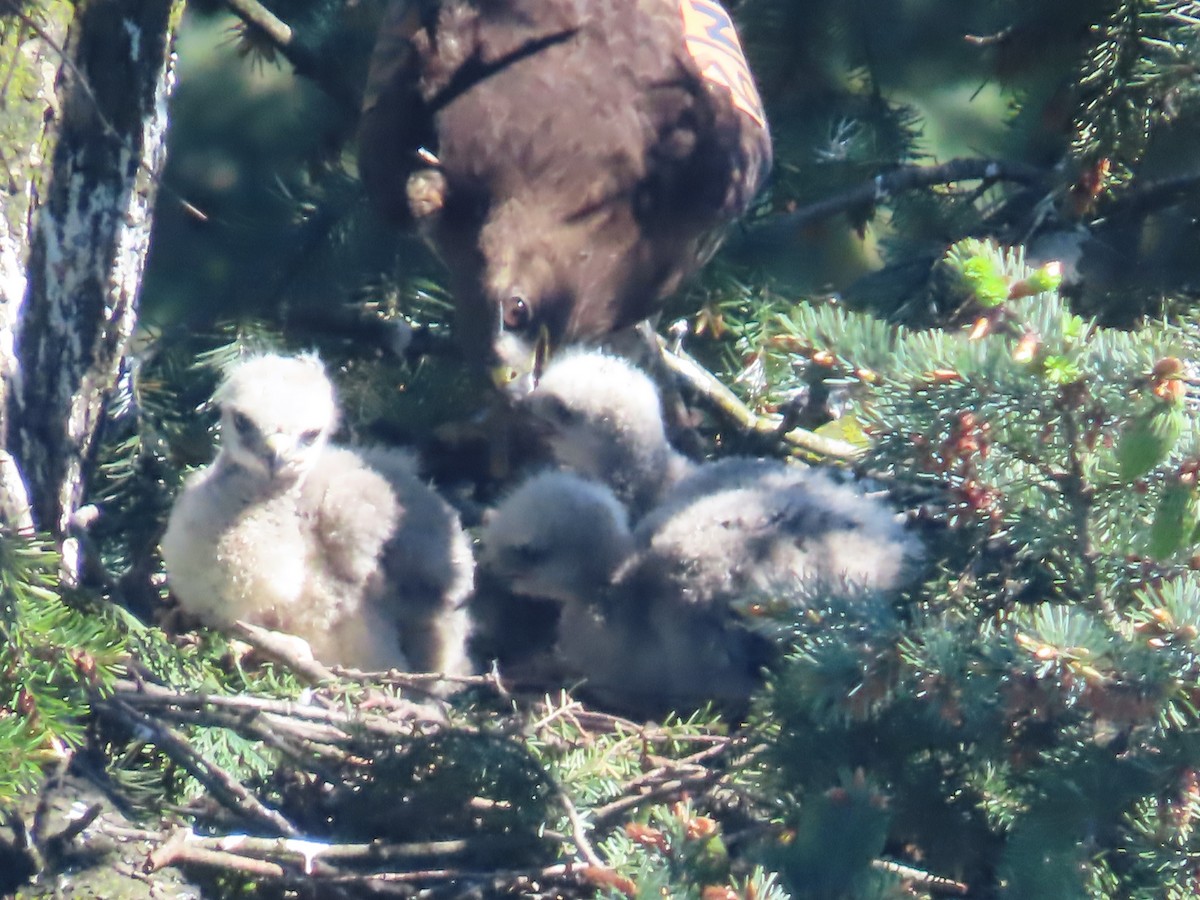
[1099,169,1200,220]
[220,0,357,107]
[770,158,1048,231]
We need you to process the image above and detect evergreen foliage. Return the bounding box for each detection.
[0,535,125,802]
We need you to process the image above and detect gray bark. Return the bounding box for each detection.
[0,10,70,534]
[3,0,181,576]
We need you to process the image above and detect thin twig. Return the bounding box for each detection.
[232,621,338,684]
[230,621,500,699]
[590,741,735,828]
[320,862,578,886]
[558,788,606,869]
[112,677,437,763]
[121,824,534,870]
[117,820,582,889]
[149,833,289,879]
[527,696,587,734]
[332,664,509,691]
[115,678,347,723]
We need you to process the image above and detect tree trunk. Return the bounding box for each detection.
[1,0,182,578]
[0,6,73,534]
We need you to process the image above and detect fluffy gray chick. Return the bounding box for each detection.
[626,460,922,615]
[479,471,769,711]
[523,349,693,518]
[161,353,473,675]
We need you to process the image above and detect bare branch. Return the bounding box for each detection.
[591,742,732,828]
[657,335,864,460]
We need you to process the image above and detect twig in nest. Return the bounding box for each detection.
[112,678,436,759]
[147,828,289,879]
[123,821,585,892]
[558,787,606,869]
[656,336,862,460]
[101,697,299,837]
[135,825,529,875]
[591,742,732,828]
[232,621,337,684]
[233,620,496,706]
[331,664,509,693]
[527,695,587,734]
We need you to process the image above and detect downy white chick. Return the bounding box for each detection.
[523,348,912,576]
[479,471,772,711]
[481,460,921,711]
[626,461,921,612]
[523,349,693,518]
[161,353,473,674]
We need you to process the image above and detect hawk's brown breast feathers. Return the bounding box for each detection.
[359,0,771,377]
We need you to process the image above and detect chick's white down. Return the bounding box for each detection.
[161,353,473,674]
[524,349,692,518]
[481,462,919,710]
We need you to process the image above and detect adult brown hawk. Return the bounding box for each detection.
[358,0,771,384]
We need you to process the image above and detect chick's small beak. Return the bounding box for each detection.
[264,432,292,475]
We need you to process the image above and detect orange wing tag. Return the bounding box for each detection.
[680,0,767,128]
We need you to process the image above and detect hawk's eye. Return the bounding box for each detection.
[297,428,322,447]
[231,411,255,437]
[502,295,531,331]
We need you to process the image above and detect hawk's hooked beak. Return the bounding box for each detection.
[531,324,552,385]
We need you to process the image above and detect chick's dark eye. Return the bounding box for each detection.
[502,295,531,331]
[231,411,255,436]
[297,429,322,447]
[510,544,546,565]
